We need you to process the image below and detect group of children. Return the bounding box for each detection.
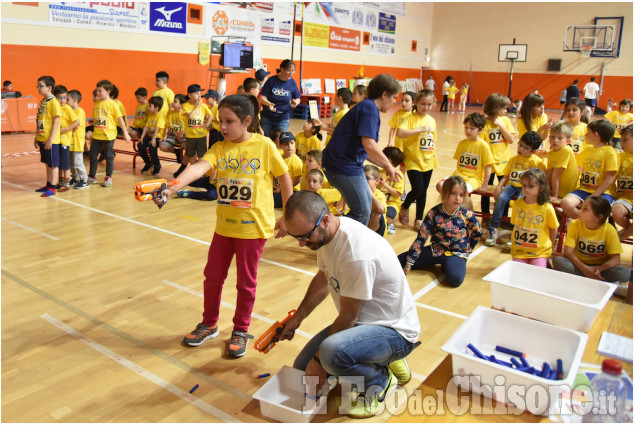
[32,70,632,358]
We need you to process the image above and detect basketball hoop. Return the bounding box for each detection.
[580,45,593,57]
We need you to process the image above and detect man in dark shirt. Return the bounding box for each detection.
[566,79,580,101]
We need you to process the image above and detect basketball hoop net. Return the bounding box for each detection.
[580,46,593,57]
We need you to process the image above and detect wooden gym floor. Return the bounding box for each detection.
[1,105,632,422]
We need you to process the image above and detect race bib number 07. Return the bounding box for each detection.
[419,132,434,151]
[217,177,254,208]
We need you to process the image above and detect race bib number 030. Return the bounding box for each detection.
[459,152,479,170]
[218,177,254,208]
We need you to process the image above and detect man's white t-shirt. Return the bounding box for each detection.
[425,79,436,91]
[317,217,420,343]
[583,82,600,100]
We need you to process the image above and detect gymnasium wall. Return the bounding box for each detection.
[1,2,431,116]
[429,2,633,109]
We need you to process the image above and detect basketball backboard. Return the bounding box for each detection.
[563,24,616,56]
[498,44,527,62]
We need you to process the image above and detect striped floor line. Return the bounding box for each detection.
[2,216,59,240]
[41,313,241,423]
[415,302,468,320]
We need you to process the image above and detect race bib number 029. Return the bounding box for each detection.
[217,177,254,208]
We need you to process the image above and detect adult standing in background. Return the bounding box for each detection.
[425,75,436,94]
[566,79,580,101]
[440,76,453,112]
[322,74,402,225]
[259,59,301,136]
[583,77,601,114]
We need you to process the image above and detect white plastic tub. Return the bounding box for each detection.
[441,306,588,416]
[484,260,616,332]
[252,366,327,423]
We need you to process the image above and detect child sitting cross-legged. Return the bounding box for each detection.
[273,132,303,208]
[398,176,482,287]
[304,168,344,215]
[553,196,631,296]
[364,164,388,237]
[485,131,545,246]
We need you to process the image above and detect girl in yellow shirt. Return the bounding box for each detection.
[517,93,552,141]
[562,97,588,155]
[160,94,293,358]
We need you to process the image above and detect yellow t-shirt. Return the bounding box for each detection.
[511,198,559,259]
[569,122,587,155]
[283,154,303,191]
[201,133,288,239]
[70,106,86,152]
[547,146,579,198]
[401,112,438,172]
[460,86,469,96]
[133,104,148,128]
[165,110,186,138]
[153,87,175,115]
[604,111,633,138]
[325,106,349,147]
[517,113,548,139]
[35,96,62,144]
[380,169,405,210]
[577,144,619,194]
[447,86,459,100]
[182,102,212,138]
[318,187,342,215]
[564,220,623,265]
[372,188,388,237]
[480,116,516,175]
[207,104,220,131]
[452,138,495,190]
[145,111,167,140]
[92,99,123,141]
[611,150,633,202]
[59,104,78,147]
[114,99,127,128]
[388,109,412,151]
[503,154,546,187]
[295,133,322,161]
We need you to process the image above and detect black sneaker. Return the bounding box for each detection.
[152,166,162,175]
[226,331,254,358]
[174,164,187,178]
[183,323,219,347]
[141,163,152,173]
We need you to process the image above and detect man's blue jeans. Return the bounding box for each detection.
[323,169,372,225]
[489,185,522,230]
[293,325,418,396]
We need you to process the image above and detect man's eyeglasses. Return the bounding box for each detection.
[289,209,325,241]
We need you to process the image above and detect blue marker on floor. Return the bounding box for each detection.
[189,384,199,394]
[256,373,271,379]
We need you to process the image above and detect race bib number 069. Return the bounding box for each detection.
[218,177,254,208]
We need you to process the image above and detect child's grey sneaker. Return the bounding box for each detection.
[88,176,98,184]
[102,176,112,187]
[485,228,498,246]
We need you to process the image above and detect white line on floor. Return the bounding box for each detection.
[2,216,59,240]
[41,313,241,423]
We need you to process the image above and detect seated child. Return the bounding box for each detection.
[380,147,405,234]
[270,128,283,151]
[203,89,222,148]
[604,98,633,150]
[304,169,344,215]
[553,196,631,294]
[611,124,633,239]
[177,172,218,201]
[509,168,559,267]
[546,121,579,201]
[561,120,618,219]
[161,94,188,178]
[398,176,482,287]
[436,112,494,210]
[138,96,165,175]
[318,87,351,148]
[274,132,302,208]
[485,131,545,246]
[129,87,148,139]
[295,119,323,161]
[300,149,329,190]
[364,164,388,236]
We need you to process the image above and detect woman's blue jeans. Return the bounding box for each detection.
[323,169,372,225]
[260,115,290,138]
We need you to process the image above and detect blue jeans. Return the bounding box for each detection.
[489,185,522,230]
[293,325,418,396]
[398,246,467,287]
[260,115,290,138]
[187,176,217,201]
[324,169,372,225]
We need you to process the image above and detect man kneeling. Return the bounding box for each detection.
[281,191,421,418]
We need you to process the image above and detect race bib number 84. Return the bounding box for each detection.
[218,177,254,208]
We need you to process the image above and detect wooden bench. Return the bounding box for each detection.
[112,137,180,169]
